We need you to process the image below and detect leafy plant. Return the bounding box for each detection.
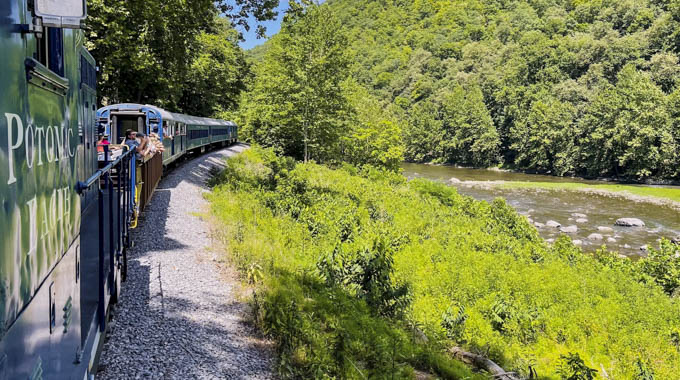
[635,359,655,380]
[209,147,680,379]
[441,305,467,342]
[557,353,598,380]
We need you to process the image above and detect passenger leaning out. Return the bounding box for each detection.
[124,129,149,160]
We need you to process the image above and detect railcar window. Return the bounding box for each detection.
[80,56,97,89]
[36,28,64,77]
[189,129,209,140]
[48,28,64,76]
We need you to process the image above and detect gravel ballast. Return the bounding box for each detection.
[97,144,275,379]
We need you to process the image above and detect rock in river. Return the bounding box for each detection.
[534,222,545,228]
[572,239,583,246]
[597,226,614,233]
[560,225,578,233]
[572,213,587,218]
[546,220,561,228]
[576,218,588,224]
[671,236,680,245]
[448,177,461,184]
[588,233,603,241]
[607,237,617,243]
[615,218,645,227]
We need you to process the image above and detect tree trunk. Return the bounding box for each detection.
[449,347,521,380]
[303,124,309,163]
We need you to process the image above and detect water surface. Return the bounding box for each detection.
[402,163,680,257]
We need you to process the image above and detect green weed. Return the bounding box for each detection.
[209,147,680,379]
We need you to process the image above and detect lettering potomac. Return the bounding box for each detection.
[5,112,76,185]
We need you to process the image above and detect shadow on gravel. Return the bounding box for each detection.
[98,144,273,379]
[103,255,272,378]
[131,144,248,256]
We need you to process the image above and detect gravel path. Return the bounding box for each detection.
[97,144,275,380]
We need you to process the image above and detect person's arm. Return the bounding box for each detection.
[141,137,150,155]
[135,138,147,153]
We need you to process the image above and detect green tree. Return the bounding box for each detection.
[180,18,248,117]
[242,1,352,163]
[342,84,404,170]
[512,95,578,175]
[86,0,277,113]
[440,85,501,167]
[580,65,676,178]
[403,100,444,163]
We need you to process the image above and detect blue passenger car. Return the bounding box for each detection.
[97,104,238,166]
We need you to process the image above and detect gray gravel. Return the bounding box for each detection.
[97,144,275,380]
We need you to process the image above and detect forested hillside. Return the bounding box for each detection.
[338,0,680,179]
[243,0,680,180]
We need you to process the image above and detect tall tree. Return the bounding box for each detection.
[580,64,676,178]
[180,18,248,117]
[242,0,351,162]
[342,84,404,170]
[511,95,578,175]
[440,85,501,167]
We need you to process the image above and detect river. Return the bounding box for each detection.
[402,164,680,257]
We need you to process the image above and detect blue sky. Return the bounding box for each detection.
[238,0,290,50]
[238,0,327,50]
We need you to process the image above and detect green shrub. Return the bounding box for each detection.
[209,147,680,379]
[638,240,680,296]
[557,353,597,380]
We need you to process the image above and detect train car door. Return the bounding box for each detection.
[180,124,185,152]
[79,52,97,206]
[171,122,176,156]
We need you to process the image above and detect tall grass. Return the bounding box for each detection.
[209,147,680,379]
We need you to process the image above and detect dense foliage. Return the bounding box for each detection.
[247,0,680,179]
[86,0,276,116]
[210,147,680,379]
[239,1,405,169]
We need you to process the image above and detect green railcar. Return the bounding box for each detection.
[1,2,239,375]
[0,1,124,378]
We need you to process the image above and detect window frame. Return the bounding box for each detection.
[36,27,65,77]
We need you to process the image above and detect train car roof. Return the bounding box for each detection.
[98,103,237,127]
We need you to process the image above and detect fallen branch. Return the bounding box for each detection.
[449,347,522,380]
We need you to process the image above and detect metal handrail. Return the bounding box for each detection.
[74,144,137,333]
[75,147,134,194]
